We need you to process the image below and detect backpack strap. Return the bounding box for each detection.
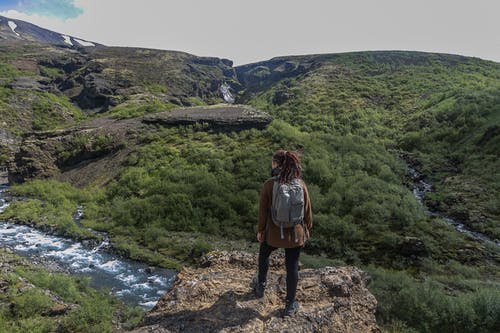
[272,180,286,239]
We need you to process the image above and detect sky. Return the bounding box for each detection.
[0,0,499,65]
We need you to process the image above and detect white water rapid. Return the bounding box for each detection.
[0,184,176,309]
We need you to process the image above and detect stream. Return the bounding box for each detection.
[0,184,176,310]
[407,166,500,246]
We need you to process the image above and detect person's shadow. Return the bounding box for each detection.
[141,290,278,332]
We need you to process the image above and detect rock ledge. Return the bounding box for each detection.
[130,251,380,333]
[142,104,273,131]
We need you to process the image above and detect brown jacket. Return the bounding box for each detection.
[258,178,313,248]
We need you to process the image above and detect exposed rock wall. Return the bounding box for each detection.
[130,251,380,333]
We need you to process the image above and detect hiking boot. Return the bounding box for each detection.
[283,300,300,316]
[253,281,266,298]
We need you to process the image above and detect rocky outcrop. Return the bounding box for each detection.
[143,105,273,132]
[0,172,7,186]
[130,251,380,333]
[0,39,239,135]
[6,112,143,185]
[8,105,272,186]
[6,76,55,92]
[236,58,317,97]
[66,47,239,112]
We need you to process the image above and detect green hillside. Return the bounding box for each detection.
[1,47,500,332]
[238,51,500,239]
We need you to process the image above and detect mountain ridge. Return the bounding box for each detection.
[2,14,499,68]
[0,14,100,48]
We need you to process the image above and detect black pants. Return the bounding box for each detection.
[258,241,301,303]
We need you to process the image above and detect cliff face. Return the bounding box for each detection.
[130,251,380,333]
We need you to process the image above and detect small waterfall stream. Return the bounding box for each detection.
[0,184,176,309]
[407,166,499,246]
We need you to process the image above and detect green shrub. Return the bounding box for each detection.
[0,251,144,332]
[108,99,175,119]
[368,267,500,333]
[62,298,115,333]
[31,92,85,131]
[9,289,54,319]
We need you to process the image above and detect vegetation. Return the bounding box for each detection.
[31,92,86,131]
[0,145,8,165]
[55,132,123,167]
[237,52,500,332]
[369,266,500,333]
[0,249,142,333]
[243,51,500,239]
[1,50,500,332]
[104,97,176,119]
[37,65,63,79]
[0,86,86,135]
[1,180,100,240]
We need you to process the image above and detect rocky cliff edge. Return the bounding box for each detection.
[130,251,380,333]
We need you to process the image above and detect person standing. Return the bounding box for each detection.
[254,150,313,316]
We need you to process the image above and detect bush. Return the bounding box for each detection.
[62,298,115,333]
[0,251,144,333]
[368,267,500,333]
[9,289,53,319]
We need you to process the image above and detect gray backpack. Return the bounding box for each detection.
[271,178,305,241]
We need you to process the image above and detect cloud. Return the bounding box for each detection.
[2,0,83,20]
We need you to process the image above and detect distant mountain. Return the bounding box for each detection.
[0,15,100,47]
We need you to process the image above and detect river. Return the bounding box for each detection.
[407,166,500,246]
[0,184,176,309]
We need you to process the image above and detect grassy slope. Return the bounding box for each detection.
[240,51,500,238]
[0,44,86,133]
[1,50,500,332]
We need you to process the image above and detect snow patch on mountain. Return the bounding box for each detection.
[61,35,73,46]
[74,38,95,47]
[7,21,19,36]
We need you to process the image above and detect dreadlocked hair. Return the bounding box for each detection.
[273,150,302,184]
